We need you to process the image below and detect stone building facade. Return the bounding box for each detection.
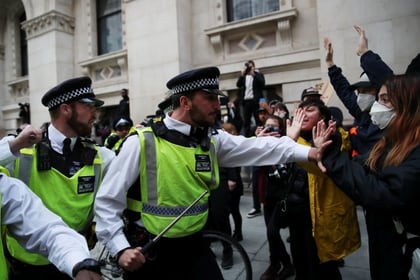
[0,0,419,138]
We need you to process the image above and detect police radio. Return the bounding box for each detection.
[37,129,51,171]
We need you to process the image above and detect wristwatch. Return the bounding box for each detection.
[72,258,101,277]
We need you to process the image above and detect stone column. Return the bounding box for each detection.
[21,10,75,127]
[123,0,193,120]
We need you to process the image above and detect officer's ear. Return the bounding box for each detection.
[59,103,73,119]
[179,94,193,110]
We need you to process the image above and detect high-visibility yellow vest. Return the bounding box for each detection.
[6,145,103,265]
[105,126,137,154]
[127,127,219,237]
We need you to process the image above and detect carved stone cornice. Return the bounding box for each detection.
[7,76,29,100]
[205,8,297,54]
[21,10,75,40]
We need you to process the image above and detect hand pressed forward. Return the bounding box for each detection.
[312,120,336,172]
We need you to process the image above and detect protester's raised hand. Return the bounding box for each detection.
[312,120,335,173]
[354,25,369,56]
[287,107,304,141]
[323,37,335,67]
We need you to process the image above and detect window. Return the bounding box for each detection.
[19,12,28,76]
[97,0,122,55]
[227,0,279,22]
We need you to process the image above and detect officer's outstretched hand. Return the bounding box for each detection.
[118,247,146,272]
[9,124,42,154]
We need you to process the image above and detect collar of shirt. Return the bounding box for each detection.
[164,113,191,136]
[48,124,77,154]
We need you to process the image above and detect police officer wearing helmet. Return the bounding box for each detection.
[104,117,136,154]
[94,66,331,279]
[0,76,115,279]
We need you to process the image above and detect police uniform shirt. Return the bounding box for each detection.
[94,112,311,257]
[0,173,91,277]
[0,135,16,168]
[0,124,115,176]
[49,124,77,155]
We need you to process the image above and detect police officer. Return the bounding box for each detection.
[0,169,102,280]
[94,67,330,279]
[104,117,136,154]
[0,76,115,279]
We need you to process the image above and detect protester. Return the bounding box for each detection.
[317,73,420,280]
[257,115,295,280]
[220,122,244,243]
[236,60,266,137]
[287,99,361,279]
[247,106,271,219]
[118,88,130,120]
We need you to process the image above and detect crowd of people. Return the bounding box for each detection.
[0,24,419,280]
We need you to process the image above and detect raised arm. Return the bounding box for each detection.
[354,25,394,90]
[324,37,362,119]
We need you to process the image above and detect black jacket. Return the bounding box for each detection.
[236,71,265,103]
[328,65,384,156]
[219,166,243,196]
[360,50,394,91]
[265,163,308,206]
[324,141,420,280]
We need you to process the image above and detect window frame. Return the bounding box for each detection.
[227,0,280,22]
[96,0,123,55]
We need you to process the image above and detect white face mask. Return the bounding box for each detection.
[357,93,376,112]
[369,101,395,130]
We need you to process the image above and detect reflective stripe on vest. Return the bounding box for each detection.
[131,128,219,237]
[7,146,103,265]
